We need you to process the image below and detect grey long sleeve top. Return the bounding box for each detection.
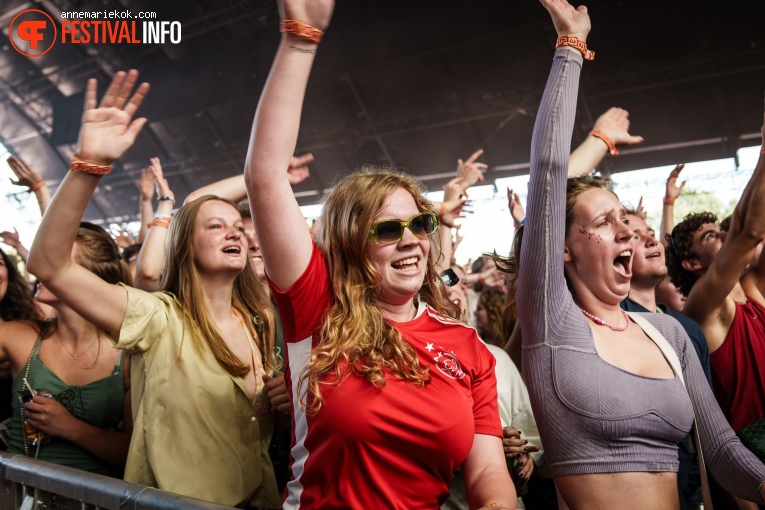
[517,47,765,503]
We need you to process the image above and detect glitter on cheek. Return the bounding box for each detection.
[578,227,602,243]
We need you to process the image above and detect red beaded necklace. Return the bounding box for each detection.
[580,308,631,332]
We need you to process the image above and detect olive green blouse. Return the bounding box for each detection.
[114,284,279,508]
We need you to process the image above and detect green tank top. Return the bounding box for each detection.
[8,336,125,477]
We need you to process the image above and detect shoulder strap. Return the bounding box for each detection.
[625,312,714,510]
[22,332,44,383]
[625,312,684,385]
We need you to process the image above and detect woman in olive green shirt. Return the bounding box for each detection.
[27,71,281,508]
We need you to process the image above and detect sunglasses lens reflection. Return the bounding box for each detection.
[376,221,404,243]
[411,213,435,236]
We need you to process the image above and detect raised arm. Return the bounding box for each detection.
[27,71,149,338]
[684,108,765,325]
[136,167,155,243]
[134,158,173,292]
[244,0,333,290]
[8,157,51,216]
[186,153,313,206]
[659,164,685,246]
[517,0,589,345]
[567,107,644,178]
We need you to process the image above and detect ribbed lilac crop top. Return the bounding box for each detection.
[516,48,765,503]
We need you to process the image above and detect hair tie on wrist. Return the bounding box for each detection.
[29,180,46,193]
[280,20,323,43]
[590,129,619,156]
[438,202,446,218]
[555,35,595,60]
[519,218,525,226]
[157,195,175,204]
[70,154,112,176]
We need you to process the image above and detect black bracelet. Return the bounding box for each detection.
[157,195,175,204]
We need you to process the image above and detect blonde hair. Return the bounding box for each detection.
[300,167,459,414]
[162,195,276,377]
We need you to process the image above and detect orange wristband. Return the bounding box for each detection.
[151,217,171,229]
[70,154,112,176]
[438,202,446,218]
[280,20,323,43]
[555,35,595,60]
[29,180,46,192]
[590,129,619,156]
[663,197,675,206]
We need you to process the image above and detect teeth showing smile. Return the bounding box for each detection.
[223,246,241,254]
[618,250,632,257]
[392,257,418,269]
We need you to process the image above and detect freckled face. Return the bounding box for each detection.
[366,188,431,308]
[192,201,247,275]
[564,188,634,304]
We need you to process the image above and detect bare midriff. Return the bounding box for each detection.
[555,472,679,510]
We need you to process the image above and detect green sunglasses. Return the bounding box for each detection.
[368,211,439,244]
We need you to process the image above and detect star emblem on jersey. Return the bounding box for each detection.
[425,342,434,352]
[430,345,465,380]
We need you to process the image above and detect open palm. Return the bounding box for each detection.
[78,70,149,167]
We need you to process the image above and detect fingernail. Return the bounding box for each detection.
[524,439,528,444]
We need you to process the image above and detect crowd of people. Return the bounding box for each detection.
[1,0,765,509]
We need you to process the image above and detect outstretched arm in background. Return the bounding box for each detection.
[188,153,313,206]
[136,167,155,243]
[244,0,332,290]
[684,104,765,343]
[134,158,174,292]
[27,71,149,338]
[567,107,644,178]
[8,157,51,216]
[659,164,685,246]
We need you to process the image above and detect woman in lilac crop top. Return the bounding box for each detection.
[517,1,765,508]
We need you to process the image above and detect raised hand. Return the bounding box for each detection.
[665,164,686,202]
[114,229,135,249]
[7,157,43,190]
[592,107,644,147]
[0,228,21,248]
[539,0,591,41]
[138,167,156,201]
[456,149,487,191]
[278,0,334,32]
[507,188,525,226]
[440,199,468,228]
[147,157,173,200]
[287,153,314,185]
[78,70,150,167]
[635,196,647,220]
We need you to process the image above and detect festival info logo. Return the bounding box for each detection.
[9,9,57,57]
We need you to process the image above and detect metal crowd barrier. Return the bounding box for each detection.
[0,452,234,510]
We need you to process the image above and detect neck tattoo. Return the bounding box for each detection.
[580,308,631,332]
